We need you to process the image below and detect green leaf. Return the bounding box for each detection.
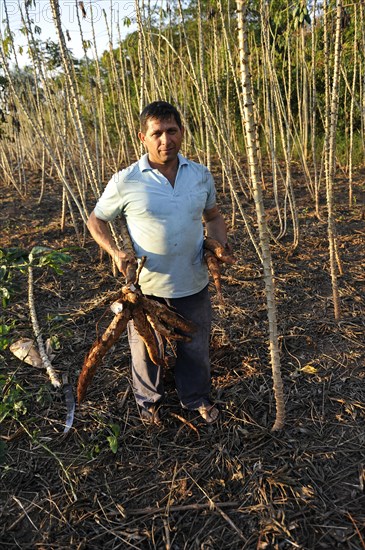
[1,288,11,308]
[0,248,27,262]
[0,323,13,336]
[0,337,9,351]
[49,334,61,351]
[110,423,121,437]
[2,36,12,57]
[29,246,52,258]
[13,400,27,415]
[0,321,14,351]
[107,435,118,454]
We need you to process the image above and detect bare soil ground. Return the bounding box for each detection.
[0,164,364,549]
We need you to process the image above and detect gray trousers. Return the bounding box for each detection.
[127,286,212,411]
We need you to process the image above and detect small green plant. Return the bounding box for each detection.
[0,248,28,308]
[106,423,121,454]
[88,442,101,460]
[0,374,28,423]
[29,246,72,275]
[0,319,15,352]
[83,421,122,459]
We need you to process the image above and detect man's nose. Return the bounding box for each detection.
[160,132,169,144]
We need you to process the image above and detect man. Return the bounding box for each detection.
[87,101,230,424]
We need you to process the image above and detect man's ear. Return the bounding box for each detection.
[138,131,145,144]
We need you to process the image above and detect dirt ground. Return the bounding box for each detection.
[0,163,364,549]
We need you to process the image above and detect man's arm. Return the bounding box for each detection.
[87,210,136,275]
[203,206,230,248]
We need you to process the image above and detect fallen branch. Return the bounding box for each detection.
[28,263,61,388]
[125,501,241,517]
[170,412,200,440]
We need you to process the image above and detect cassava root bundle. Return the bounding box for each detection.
[77,224,234,403]
[77,284,196,403]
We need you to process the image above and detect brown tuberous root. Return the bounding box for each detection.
[204,237,236,265]
[204,250,224,304]
[77,307,131,403]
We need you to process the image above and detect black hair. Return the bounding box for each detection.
[139,101,182,132]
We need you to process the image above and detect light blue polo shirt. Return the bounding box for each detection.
[94,153,216,298]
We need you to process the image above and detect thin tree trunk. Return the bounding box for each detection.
[324,0,343,321]
[236,0,284,431]
[348,5,357,207]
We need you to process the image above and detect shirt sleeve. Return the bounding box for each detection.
[94,172,125,221]
[204,168,217,211]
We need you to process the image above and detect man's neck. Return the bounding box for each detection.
[148,156,179,185]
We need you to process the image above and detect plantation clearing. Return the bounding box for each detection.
[0,163,364,549]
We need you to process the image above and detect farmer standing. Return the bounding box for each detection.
[87,101,231,424]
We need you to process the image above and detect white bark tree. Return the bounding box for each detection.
[236,0,285,431]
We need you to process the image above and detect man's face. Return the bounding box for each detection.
[138,116,184,166]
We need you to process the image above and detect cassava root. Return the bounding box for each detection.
[203,237,235,301]
[77,306,132,403]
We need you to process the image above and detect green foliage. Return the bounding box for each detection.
[0,248,28,308]
[1,34,14,58]
[335,131,364,167]
[35,384,54,408]
[106,423,121,454]
[293,4,311,30]
[0,320,16,352]
[33,249,72,275]
[0,375,28,423]
[82,419,122,458]
[0,247,72,309]
[1,0,363,170]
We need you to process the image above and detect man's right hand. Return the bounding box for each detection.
[111,249,137,282]
[86,212,138,282]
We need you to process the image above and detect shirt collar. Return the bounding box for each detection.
[139,153,188,172]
